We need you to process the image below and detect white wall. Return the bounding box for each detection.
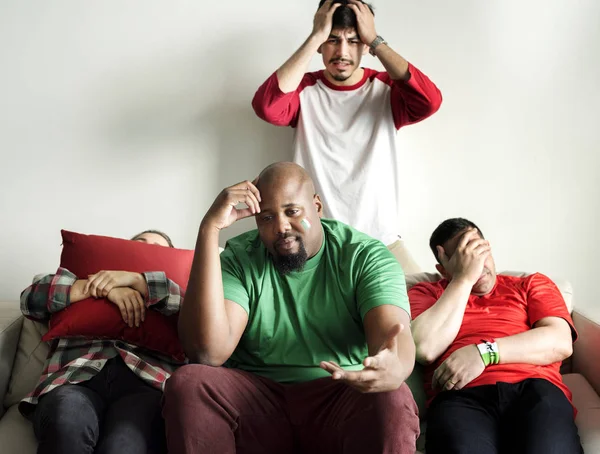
[1,1,599,319]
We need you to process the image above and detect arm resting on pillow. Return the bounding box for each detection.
[20,268,90,321]
[143,272,184,316]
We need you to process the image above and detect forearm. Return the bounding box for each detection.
[396,331,416,382]
[412,280,472,364]
[276,34,322,93]
[373,44,410,81]
[496,327,573,366]
[179,225,235,364]
[128,273,148,298]
[70,280,91,303]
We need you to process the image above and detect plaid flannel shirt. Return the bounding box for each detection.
[19,267,185,413]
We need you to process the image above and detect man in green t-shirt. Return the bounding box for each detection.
[163,162,418,454]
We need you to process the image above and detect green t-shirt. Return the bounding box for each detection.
[221,219,409,383]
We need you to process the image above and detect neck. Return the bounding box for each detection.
[308,226,325,259]
[323,67,365,87]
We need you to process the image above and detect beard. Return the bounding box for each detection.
[331,73,352,82]
[272,236,308,275]
[329,59,355,81]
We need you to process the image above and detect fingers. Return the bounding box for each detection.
[114,300,128,324]
[86,271,115,298]
[464,238,488,253]
[136,291,146,322]
[327,1,341,16]
[363,355,380,369]
[121,297,134,327]
[433,364,458,391]
[457,228,479,251]
[320,360,343,379]
[130,293,142,327]
[85,273,103,297]
[226,181,262,214]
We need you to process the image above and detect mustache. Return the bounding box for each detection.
[278,232,299,239]
[329,58,354,64]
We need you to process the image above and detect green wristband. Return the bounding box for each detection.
[477,341,500,366]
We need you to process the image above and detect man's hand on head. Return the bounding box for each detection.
[311,0,342,43]
[201,179,261,233]
[432,344,485,392]
[319,324,407,393]
[347,0,378,45]
[437,228,491,287]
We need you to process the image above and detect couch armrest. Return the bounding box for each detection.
[572,310,600,396]
[0,302,23,419]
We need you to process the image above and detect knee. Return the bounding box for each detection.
[35,386,100,438]
[371,383,420,427]
[524,379,572,414]
[42,386,96,422]
[164,364,224,402]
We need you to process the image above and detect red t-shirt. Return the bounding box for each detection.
[409,273,577,404]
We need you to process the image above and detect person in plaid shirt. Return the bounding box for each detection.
[19,230,184,454]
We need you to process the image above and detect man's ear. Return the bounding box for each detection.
[317,44,323,54]
[362,44,369,56]
[314,194,324,218]
[435,264,449,279]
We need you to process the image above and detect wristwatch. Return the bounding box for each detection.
[369,35,387,56]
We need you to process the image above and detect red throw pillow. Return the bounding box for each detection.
[42,230,194,362]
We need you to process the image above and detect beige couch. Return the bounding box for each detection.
[0,273,599,453]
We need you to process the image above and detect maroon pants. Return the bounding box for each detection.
[162,365,419,454]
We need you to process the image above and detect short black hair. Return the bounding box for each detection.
[429,218,484,263]
[131,229,174,248]
[317,0,375,32]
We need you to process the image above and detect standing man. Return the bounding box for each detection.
[252,0,442,274]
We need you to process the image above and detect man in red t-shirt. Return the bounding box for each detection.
[409,218,582,454]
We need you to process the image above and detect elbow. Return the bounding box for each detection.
[186,350,229,367]
[555,342,573,362]
[412,94,442,122]
[415,343,438,366]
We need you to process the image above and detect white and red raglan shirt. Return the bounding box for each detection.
[252,63,442,246]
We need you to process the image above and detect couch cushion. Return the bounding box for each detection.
[0,303,23,417]
[0,405,37,454]
[563,373,600,453]
[3,319,49,408]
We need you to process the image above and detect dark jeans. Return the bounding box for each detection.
[162,365,420,454]
[426,378,583,454]
[32,356,166,454]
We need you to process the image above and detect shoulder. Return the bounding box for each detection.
[299,71,322,91]
[221,230,264,266]
[322,219,399,271]
[408,279,447,297]
[322,219,386,253]
[363,68,393,86]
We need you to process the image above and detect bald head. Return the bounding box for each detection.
[257,162,316,198]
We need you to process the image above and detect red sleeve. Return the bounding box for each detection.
[525,273,578,341]
[377,62,443,130]
[408,282,442,320]
[251,72,317,128]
